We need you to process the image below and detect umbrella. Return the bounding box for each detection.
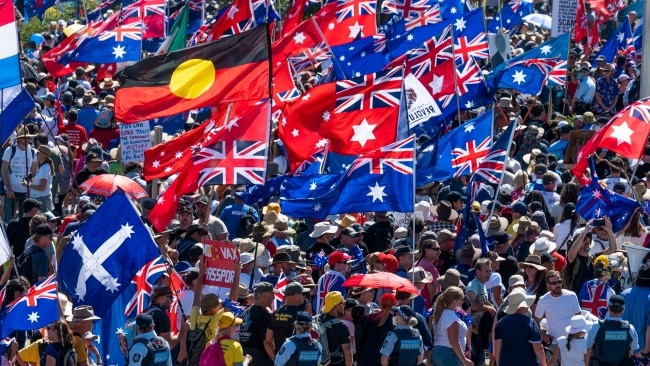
[523,13,553,30]
[79,174,148,199]
[342,272,419,294]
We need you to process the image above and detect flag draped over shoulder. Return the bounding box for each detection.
[114,26,270,122]
[58,190,161,317]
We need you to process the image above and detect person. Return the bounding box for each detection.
[25,145,53,211]
[548,314,589,366]
[430,286,473,366]
[465,258,495,366]
[193,194,228,241]
[240,282,275,366]
[586,294,639,365]
[494,289,547,366]
[314,250,351,313]
[70,305,102,366]
[2,126,37,223]
[356,292,397,366]
[274,311,327,366]
[74,153,106,188]
[266,282,310,355]
[208,311,251,366]
[146,286,189,351]
[534,270,581,351]
[317,291,352,366]
[593,63,619,116]
[579,255,615,319]
[128,314,172,366]
[621,264,650,361]
[379,305,425,366]
[42,321,75,366]
[219,190,260,240]
[24,224,53,285]
[572,66,596,115]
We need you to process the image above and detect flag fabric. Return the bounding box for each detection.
[381,0,435,20]
[58,189,161,317]
[576,158,639,233]
[573,97,650,184]
[329,36,389,80]
[486,0,534,33]
[273,271,288,310]
[416,111,493,185]
[87,0,121,22]
[0,224,12,267]
[123,256,168,317]
[280,136,415,218]
[148,100,270,231]
[23,0,69,20]
[451,9,489,64]
[281,0,308,37]
[148,112,190,136]
[493,57,559,95]
[312,0,378,46]
[95,288,130,366]
[593,18,632,65]
[574,0,588,43]
[0,276,59,338]
[473,212,490,255]
[632,20,643,61]
[314,270,346,313]
[114,26,270,122]
[580,280,610,319]
[473,120,516,184]
[156,3,189,55]
[0,1,21,90]
[590,0,626,25]
[1,86,35,145]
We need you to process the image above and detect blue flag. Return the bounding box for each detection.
[576,158,640,233]
[1,86,35,145]
[330,37,389,80]
[58,189,160,318]
[493,57,559,95]
[473,212,491,255]
[486,0,533,33]
[593,18,632,65]
[0,275,60,338]
[473,120,516,184]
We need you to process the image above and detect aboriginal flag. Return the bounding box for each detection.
[114,26,270,122]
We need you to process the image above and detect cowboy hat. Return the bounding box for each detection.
[430,200,459,221]
[518,255,547,271]
[455,242,481,263]
[634,182,650,202]
[250,222,275,240]
[499,97,513,108]
[408,266,433,283]
[529,237,557,255]
[436,268,465,289]
[482,215,509,234]
[262,210,278,226]
[71,306,101,322]
[309,222,338,238]
[335,214,358,228]
[14,125,36,138]
[99,77,120,89]
[512,216,534,235]
[79,92,99,105]
[504,288,535,314]
[522,148,543,164]
[273,214,296,235]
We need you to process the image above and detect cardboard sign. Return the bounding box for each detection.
[202,239,239,288]
[563,129,595,168]
[119,121,151,163]
[551,0,578,37]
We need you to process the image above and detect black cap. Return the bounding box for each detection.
[142,198,156,210]
[135,314,154,329]
[35,223,53,236]
[393,245,413,257]
[254,282,275,294]
[23,198,41,212]
[609,294,625,307]
[445,191,465,203]
[391,305,416,319]
[491,231,509,245]
[341,227,358,237]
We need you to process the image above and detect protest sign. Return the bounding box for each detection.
[119,121,151,163]
[551,0,578,37]
[404,74,442,128]
[202,239,239,288]
[563,129,595,168]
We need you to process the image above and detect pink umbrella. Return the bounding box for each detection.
[79,174,148,199]
[342,272,419,294]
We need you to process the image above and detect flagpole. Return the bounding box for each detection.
[410,134,416,294]
[450,28,462,127]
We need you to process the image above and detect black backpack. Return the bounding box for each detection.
[129,337,170,366]
[237,206,256,239]
[54,343,77,366]
[185,319,211,366]
[15,246,36,283]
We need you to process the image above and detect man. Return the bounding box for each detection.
[23,224,52,285]
[547,124,572,160]
[586,295,638,365]
[428,201,458,233]
[540,172,560,207]
[602,157,633,197]
[306,222,337,274]
[59,109,88,160]
[580,255,616,319]
[507,202,528,238]
[269,214,296,250]
[317,291,352,366]
[572,66,596,115]
[71,306,101,366]
[240,282,275,366]
[338,227,368,275]
[74,152,107,189]
[587,216,616,256]
[466,258,496,366]
[492,231,519,286]
[2,127,37,223]
[76,93,99,133]
[219,190,259,240]
[534,270,581,349]
[193,194,228,240]
[622,264,650,359]
[435,229,456,274]
[266,282,311,356]
[128,314,172,366]
[7,198,40,257]
[146,286,189,350]
[260,252,295,286]
[168,202,194,244]
[275,311,327,366]
[393,245,414,278]
[40,93,59,142]
[363,211,393,253]
[453,242,480,285]
[315,251,352,313]
[175,224,208,263]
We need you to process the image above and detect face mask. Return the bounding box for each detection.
[577,74,584,80]
[392,317,398,326]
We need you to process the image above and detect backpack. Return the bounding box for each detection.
[54,343,77,366]
[310,316,344,366]
[15,246,37,283]
[199,336,229,366]
[236,206,256,239]
[129,337,169,366]
[185,319,211,366]
[0,145,35,194]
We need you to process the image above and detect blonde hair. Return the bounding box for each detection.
[432,286,464,326]
[514,170,529,190]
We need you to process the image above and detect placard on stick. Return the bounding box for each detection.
[563,129,595,169]
[202,239,239,288]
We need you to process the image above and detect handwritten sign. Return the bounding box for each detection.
[202,239,239,288]
[563,129,595,168]
[551,0,578,37]
[119,121,151,163]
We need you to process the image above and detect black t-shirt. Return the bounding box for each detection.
[75,168,107,187]
[318,314,350,365]
[29,246,48,285]
[147,305,171,334]
[568,254,593,295]
[268,304,301,353]
[240,305,271,349]
[438,250,454,275]
[7,216,32,256]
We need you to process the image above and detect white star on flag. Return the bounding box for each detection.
[152,160,160,168]
[293,32,306,44]
[367,182,387,202]
[351,119,377,147]
[112,45,127,59]
[348,21,363,38]
[454,17,467,32]
[609,121,634,145]
[540,45,552,55]
[512,70,527,85]
[292,129,300,138]
[310,182,317,190]
[313,203,322,212]
[175,151,183,159]
[27,311,40,323]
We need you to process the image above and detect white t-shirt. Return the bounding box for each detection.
[616,231,647,250]
[433,309,467,350]
[31,163,52,198]
[485,272,505,305]
[589,237,611,255]
[556,335,588,366]
[534,290,581,339]
[554,220,573,251]
[2,145,36,193]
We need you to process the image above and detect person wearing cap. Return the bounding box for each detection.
[338,226,368,275]
[601,157,633,197]
[586,294,639,365]
[494,288,546,366]
[316,291,352,366]
[465,257,496,366]
[579,254,616,319]
[572,65,596,115]
[436,229,457,274]
[220,189,260,241]
[185,258,223,348]
[363,211,394,253]
[379,305,425,366]
[6,198,40,256]
[168,200,195,244]
[82,331,101,366]
[22,223,53,285]
[431,286,473,366]
[239,282,275,365]
[314,251,352,314]
[191,193,227,241]
[128,313,172,366]
[534,270,581,349]
[266,281,311,355]
[146,286,189,351]
[175,224,208,263]
[393,245,414,279]
[274,311,327,366]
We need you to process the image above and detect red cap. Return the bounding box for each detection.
[328,250,353,267]
[380,254,398,273]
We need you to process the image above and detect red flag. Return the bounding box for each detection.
[590,0,626,25]
[574,0,587,44]
[272,19,323,93]
[208,0,255,40]
[148,100,270,231]
[41,35,86,77]
[281,0,307,37]
[573,97,650,183]
[312,0,378,46]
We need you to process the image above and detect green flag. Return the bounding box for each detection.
[155,4,189,55]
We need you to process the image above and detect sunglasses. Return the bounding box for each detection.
[548,280,563,286]
[427,247,441,251]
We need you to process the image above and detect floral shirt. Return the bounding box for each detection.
[593,77,619,114]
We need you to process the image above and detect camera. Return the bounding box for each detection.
[592,218,605,227]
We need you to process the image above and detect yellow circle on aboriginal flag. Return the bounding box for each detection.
[169,59,215,99]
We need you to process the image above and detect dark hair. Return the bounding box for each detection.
[566,332,577,351]
[545,270,561,282]
[409,218,425,234]
[124,161,143,174]
[67,109,78,122]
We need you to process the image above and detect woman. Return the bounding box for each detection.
[430,287,473,366]
[41,321,74,366]
[553,203,579,256]
[207,311,251,366]
[25,146,54,211]
[550,182,579,225]
[512,170,529,201]
[519,255,547,303]
[615,208,647,249]
[380,305,425,366]
[356,293,397,366]
[416,239,441,308]
[549,314,589,366]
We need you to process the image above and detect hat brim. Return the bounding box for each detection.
[517,262,546,271]
[309,226,338,238]
[72,315,101,322]
[529,241,557,255]
[455,246,481,262]
[482,217,508,233]
[504,298,534,314]
[430,205,459,221]
[436,276,465,289]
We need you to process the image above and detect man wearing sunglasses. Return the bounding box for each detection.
[146,286,189,358]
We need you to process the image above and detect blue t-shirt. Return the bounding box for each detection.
[621,286,650,352]
[494,314,542,366]
[40,343,65,366]
[220,204,259,240]
[77,107,99,134]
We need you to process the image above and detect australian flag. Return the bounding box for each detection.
[486,0,533,33]
[58,189,161,318]
[493,57,559,95]
[593,18,632,65]
[472,120,516,184]
[330,37,389,80]
[0,276,59,338]
[314,271,346,313]
[576,158,640,233]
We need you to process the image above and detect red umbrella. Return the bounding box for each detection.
[342,272,419,294]
[79,174,148,199]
